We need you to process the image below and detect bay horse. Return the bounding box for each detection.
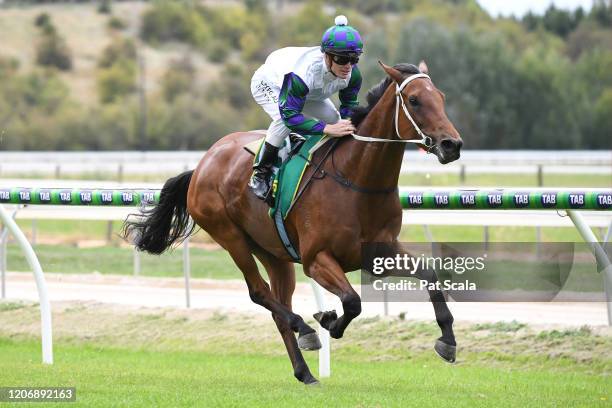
[123,61,463,385]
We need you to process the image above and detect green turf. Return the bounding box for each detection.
[6,243,246,280]
[0,338,608,408]
[1,301,610,407]
[15,219,117,240]
[13,219,596,245]
[397,172,611,187]
[3,170,610,187]
[6,235,602,288]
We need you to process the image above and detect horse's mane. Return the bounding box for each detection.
[351,63,421,128]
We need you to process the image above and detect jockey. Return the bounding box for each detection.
[249,15,364,200]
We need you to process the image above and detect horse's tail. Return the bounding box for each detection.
[122,170,195,254]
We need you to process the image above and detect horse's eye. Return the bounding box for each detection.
[408,96,419,106]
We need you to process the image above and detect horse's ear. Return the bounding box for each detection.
[418,60,429,74]
[378,60,404,84]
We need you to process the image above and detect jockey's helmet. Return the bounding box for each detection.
[321,15,363,57]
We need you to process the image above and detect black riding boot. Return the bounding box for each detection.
[249,142,279,201]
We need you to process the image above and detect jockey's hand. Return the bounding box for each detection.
[324,119,355,137]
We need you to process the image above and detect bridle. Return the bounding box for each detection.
[289,74,439,203]
[351,73,436,153]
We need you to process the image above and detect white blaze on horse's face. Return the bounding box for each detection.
[379,61,463,164]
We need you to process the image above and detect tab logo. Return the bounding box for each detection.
[38,190,52,203]
[487,193,502,207]
[101,191,114,204]
[513,193,529,208]
[59,190,72,204]
[0,189,10,202]
[460,193,476,207]
[597,193,612,209]
[19,190,32,203]
[121,192,134,204]
[141,192,155,204]
[541,193,557,208]
[407,193,423,207]
[569,193,585,208]
[80,191,92,204]
[434,193,449,207]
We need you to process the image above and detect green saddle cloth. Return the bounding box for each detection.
[267,135,325,220]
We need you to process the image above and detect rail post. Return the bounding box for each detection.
[0,204,53,364]
[310,279,330,378]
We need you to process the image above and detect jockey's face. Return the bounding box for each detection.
[325,54,352,79]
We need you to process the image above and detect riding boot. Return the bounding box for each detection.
[249,141,279,201]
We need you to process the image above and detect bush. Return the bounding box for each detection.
[34,14,72,71]
[98,38,136,68]
[34,12,51,28]
[161,56,196,102]
[0,56,19,78]
[206,39,229,63]
[97,59,137,104]
[107,16,127,31]
[140,2,210,48]
[206,63,252,110]
[36,33,72,71]
[98,0,112,14]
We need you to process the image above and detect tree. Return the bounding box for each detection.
[34,15,72,71]
[161,56,196,102]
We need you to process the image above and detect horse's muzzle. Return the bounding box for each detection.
[436,137,463,164]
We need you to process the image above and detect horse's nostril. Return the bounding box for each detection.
[440,138,459,152]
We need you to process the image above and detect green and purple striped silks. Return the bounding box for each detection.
[279,73,325,136]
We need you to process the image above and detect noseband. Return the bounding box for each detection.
[351,73,436,152]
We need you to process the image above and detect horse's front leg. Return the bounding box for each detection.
[305,251,361,339]
[392,242,457,362]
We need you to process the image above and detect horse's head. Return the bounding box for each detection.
[379,61,463,164]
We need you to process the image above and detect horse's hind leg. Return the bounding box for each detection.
[200,217,317,341]
[256,250,319,385]
[305,251,361,339]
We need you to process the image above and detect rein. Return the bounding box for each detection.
[291,137,396,202]
[351,73,436,153]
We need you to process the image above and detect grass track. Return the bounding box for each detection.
[0,302,610,407]
[4,171,610,187]
[1,339,609,408]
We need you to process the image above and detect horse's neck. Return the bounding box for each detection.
[337,85,406,190]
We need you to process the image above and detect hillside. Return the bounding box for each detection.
[0,0,610,150]
[0,1,221,104]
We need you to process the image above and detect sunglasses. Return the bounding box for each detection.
[330,54,359,66]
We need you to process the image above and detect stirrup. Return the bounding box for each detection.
[249,169,274,201]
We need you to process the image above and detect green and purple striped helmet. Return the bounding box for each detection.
[321,15,363,56]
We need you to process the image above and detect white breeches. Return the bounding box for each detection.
[250,74,340,147]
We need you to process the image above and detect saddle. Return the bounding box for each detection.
[244,132,329,214]
[244,132,331,262]
[244,132,308,164]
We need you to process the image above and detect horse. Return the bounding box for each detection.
[123,60,463,385]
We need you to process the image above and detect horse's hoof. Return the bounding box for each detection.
[434,339,456,363]
[298,331,322,351]
[313,310,337,330]
[296,370,319,385]
[302,373,321,385]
